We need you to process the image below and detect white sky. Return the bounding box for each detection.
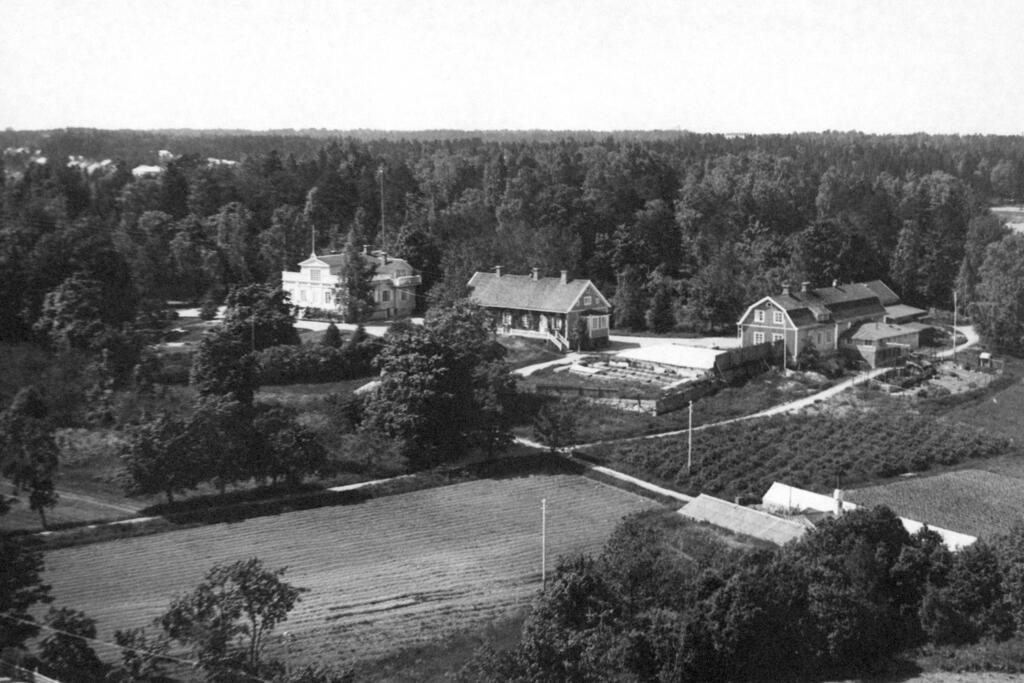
[2,0,1022,134]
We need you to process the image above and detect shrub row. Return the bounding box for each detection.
[254,339,382,385]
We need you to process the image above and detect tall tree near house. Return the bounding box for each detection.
[612,265,648,331]
[646,277,677,333]
[190,329,259,404]
[334,228,375,323]
[258,203,309,276]
[362,301,514,465]
[955,214,1010,305]
[972,233,1024,354]
[472,361,518,457]
[221,282,300,350]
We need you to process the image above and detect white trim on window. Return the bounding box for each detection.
[753,331,765,344]
[773,311,784,325]
[772,333,783,342]
[754,309,765,323]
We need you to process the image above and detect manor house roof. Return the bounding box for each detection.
[468,271,606,314]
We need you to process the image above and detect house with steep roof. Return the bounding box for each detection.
[281,247,421,321]
[736,280,925,366]
[467,267,611,351]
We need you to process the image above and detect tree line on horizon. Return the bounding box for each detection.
[3,129,1024,347]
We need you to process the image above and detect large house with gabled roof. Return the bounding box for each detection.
[737,280,928,366]
[281,247,420,321]
[468,267,611,351]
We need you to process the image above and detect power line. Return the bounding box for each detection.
[0,613,274,683]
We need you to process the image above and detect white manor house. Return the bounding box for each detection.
[281,247,420,321]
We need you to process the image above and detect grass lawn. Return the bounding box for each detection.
[940,358,1024,442]
[498,336,563,370]
[41,474,658,669]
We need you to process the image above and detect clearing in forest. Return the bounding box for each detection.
[41,474,656,666]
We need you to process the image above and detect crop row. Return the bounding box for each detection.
[42,474,655,665]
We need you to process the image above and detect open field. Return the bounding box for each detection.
[41,474,657,667]
[846,469,1024,539]
[942,365,1024,443]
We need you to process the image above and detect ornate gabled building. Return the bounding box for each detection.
[281,247,420,321]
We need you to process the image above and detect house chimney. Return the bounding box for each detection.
[382,251,389,264]
[532,267,539,281]
[781,283,791,296]
[832,279,839,288]
[560,269,568,285]
[801,281,810,293]
[362,244,369,255]
[495,265,502,278]
[833,489,844,517]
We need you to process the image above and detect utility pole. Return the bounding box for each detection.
[687,400,693,474]
[952,290,958,364]
[541,498,547,588]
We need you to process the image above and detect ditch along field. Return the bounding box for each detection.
[41,474,657,667]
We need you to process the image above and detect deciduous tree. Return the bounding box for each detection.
[37,607,107,682]
[159,558,305,678]
[0,386,59,528]
[972,233,1024,353]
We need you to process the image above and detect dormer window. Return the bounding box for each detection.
[310,269,321,282]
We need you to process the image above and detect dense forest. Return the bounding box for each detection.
[3,128,1023,344]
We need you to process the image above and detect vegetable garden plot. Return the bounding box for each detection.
[42,474,655,666]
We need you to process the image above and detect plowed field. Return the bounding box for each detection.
[43,474,655,666]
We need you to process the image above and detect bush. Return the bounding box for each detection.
[301,307,343,322]
[198,296,220,321]
[255,339,382,385]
